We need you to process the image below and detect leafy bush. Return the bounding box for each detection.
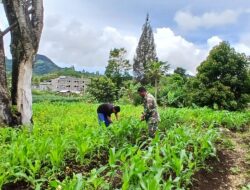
[87,76,117,103]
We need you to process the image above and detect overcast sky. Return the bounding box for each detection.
[1,0,250,74]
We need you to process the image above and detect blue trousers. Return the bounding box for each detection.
[98,113,110,127]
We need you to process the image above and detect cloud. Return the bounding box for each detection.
[39,16,137,72]
[207,36,223,50]
[234,33,250,55]
[174,10,240,31]
[234,44,250,55]
[40,18,210,75]
[40,16,249,76]
[2,0,250,76]
[154,28,208,74]
[206,34,250,56]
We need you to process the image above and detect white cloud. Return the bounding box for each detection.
[40,20,211,75]
[154,28,207,74]
[39,16,137,72]
[207,36,223,50]
[39,19,250,75]
[207,34,250,56]
[154,29,250,75]
[174,10,240,31]
[2,0,250,75]
[234,44,250,55]
[234,34,250,55]
[3,13,249,75]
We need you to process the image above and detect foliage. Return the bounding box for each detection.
[105,48,132,98]
[6,54,99,86]
[174,67,187,78]
[32,90,89,103]
[158,74,187,107]
[116,80,141,105]
[87,76,117,103]
[133,14,157,84]
[191,41,250,110]
[0,101,249,189]
[146,61,170,101]
[6,54,61,75]
[146,61,169,83]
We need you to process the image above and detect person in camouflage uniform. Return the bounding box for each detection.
[138,87,160,138]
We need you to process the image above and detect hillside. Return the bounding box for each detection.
[5,54,62,75]
[34,54,62,75]
[5,54,100,78]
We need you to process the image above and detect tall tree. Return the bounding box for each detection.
[2,0,43,125]
[193,41,250,110]
[133,14,157,84]
[105,48,131,98]
[174,67,186,78]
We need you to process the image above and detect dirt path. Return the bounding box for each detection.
[192,127,250,190]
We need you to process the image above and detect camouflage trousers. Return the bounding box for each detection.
[148,122,158,138]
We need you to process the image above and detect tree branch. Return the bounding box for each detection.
[0,6,34,38]
[31,0,43,44]
[0,22,17,38]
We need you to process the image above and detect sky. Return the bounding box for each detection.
[1,0,250,75]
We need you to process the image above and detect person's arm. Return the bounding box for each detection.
[107,116,112,123]
[115,113,119,120]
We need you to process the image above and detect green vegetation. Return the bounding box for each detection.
[6,54,99,86]
[0,100,249,189]
[105,48,132,99]
[6,54,61,75]
[191,42,250,110]
[1,9,249,190]
[88,41,249,111]
[32,90,86,103]
[87,77,117,103]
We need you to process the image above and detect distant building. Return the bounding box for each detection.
[38,76,90,93]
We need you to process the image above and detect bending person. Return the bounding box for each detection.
[97,103,120,127]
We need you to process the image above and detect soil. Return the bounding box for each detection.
[62,150,109,178]
[2,181,32,190]
[191,127,250,190]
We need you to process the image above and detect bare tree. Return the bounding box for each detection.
[1,0,43,125]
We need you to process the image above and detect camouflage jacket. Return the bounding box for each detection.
[143,93,160,124]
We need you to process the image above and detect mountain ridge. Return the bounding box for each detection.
[5,54,62,75]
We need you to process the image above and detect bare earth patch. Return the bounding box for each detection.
[192,127,250,190]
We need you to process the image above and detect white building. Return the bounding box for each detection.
[39,76,90,93]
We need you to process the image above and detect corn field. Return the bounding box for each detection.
[0,102,249,189]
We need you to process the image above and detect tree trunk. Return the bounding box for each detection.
[0,33,13,125]
[17,55,34,124]
[155,78,157,103]
[3,0,43,125]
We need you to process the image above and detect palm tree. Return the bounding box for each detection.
[147,61,170,102]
